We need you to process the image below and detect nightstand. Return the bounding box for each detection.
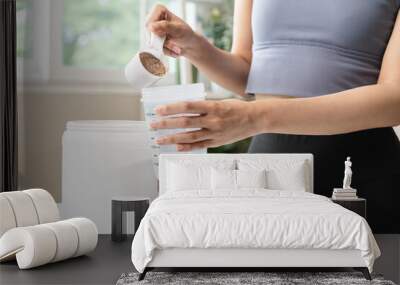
[111,196,150,242]
[331,198,366,219]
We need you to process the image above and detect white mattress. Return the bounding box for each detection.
[131,190,380,273]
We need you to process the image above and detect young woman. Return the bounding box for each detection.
[147,0,400,233]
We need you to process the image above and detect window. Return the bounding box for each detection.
[16,0,33,59]
[51,0,177,84]
[62,0,172,69]
[17,0,50,82]
[62,0,141,69]
[18,0,234,88]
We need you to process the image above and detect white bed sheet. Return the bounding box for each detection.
[131,190,380,273]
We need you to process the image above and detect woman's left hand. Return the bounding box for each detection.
[150,99,262,151]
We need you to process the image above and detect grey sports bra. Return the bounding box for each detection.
[246,0,400,97]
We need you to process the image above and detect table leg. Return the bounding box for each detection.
[134,201,149,234]
[112,201,125,242]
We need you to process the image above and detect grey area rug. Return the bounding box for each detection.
[117,272,396,285]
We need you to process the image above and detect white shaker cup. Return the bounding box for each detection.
[141,83,207,175]
[124,33,168,91]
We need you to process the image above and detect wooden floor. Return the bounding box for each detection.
[0,235,133,285]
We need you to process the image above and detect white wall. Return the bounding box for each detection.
[18,85,142,202]
[60,121,157,233]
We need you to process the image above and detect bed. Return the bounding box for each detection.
[131,154,380,281]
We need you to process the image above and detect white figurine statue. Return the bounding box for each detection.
[342,157,353,189]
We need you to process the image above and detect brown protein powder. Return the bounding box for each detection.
[139,52,166,76]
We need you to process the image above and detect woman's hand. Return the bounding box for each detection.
[150,100,264,151]
[146,3,253,95]
[146,4,200,58]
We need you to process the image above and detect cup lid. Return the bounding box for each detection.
[141,83,206,101]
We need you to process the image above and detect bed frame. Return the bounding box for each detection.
[139,154,371,281]
[140,248,371,280]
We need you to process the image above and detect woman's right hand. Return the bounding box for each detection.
[146,4,199,58]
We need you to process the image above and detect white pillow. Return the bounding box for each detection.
[167,162,209,191]
[166,159,235,192]
[211,169,267,191]
[211,168,236,190]
[236,169,267,189]
[238,159,308,192]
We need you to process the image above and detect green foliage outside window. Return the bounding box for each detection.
[208,138,252,154]
[62,0,174,69]
[63,0,140,69]
[16,0,32,58]
[200,0,234,51]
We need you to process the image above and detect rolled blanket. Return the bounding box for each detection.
[0,189,60,237]
[23,189,60,224]
[0,218,98,269]
[0,195,17,237]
